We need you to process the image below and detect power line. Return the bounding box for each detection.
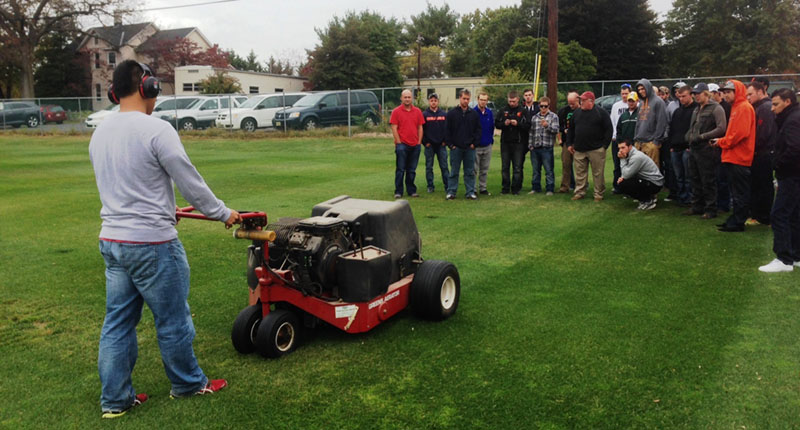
[140,0,240,12]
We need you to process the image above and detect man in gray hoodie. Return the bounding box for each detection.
[634,78,669,167]
[617,139,665,210]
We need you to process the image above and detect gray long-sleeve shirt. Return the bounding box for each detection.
[620,146,664,186]
[633,79,669,143]
[89,111,230,242]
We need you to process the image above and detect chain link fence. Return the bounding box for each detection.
[3,74,797,136]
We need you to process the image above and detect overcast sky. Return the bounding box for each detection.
[135,0,674,68]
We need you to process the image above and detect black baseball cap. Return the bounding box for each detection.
[428,93,438,99]
[691,83,709,94]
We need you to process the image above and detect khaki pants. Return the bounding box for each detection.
[635,141,660,166]
[573,147,607,199]
[474,145,492,192]
[559,145,574,192]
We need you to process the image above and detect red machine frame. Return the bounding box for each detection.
[177,206,412,334]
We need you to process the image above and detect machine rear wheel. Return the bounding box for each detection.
[255,308,300,358]
[231,304,262,354]
[410,260,460,320]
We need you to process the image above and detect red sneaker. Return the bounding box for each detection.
[170,379,227,398]
[101,393,148,419]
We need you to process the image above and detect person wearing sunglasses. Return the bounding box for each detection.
[528,97,560,195]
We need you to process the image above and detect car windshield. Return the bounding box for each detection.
[238,96,266,109]
[292,93,326,107]
[185,98,205,109]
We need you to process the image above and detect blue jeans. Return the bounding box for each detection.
[395,143,421,196]
[424,144,449,191]
[530,147,555,192]
[447,147,476,196]
[98,239,207,412]
[671,150,692,204]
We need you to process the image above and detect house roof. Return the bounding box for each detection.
[136,28,199,52]
[87,22,152,48]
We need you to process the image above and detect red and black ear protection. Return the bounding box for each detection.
[108,62,161,104]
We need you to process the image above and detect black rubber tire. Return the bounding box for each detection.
[27,115,39,128]
[255,308,300,358]
[241,118,257,132]
[362,115,378,127]
[410,260,460,320]
[179,118,196,131]
[302,117,318,130]
[231,304,262,354]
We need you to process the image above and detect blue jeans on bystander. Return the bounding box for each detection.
[424,144,449,191]
[395,143,421,196]
[447,147,476,196]
[530,147,555,192]
[98,239,208,413]
[671,149,692,204]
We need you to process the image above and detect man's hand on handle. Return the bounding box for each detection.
[225,210,242,229]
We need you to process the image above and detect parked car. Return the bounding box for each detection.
[272,90,381,130]
[158,95,248,130]
[85,104,119,128]
[40,104,67,124]
[151,96,203,114]
[0,101,42,128]
[595,94,622,114]
[216,93,307,131]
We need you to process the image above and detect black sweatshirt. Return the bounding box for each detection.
[445,106,482,149]
[567,106,613,152]
[668,101,697,152]
[494,105,528,144]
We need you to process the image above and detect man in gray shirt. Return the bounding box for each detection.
[617,139,665,210]
[89,60,240,418]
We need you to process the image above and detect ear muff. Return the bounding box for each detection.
[138,62,161,99]
[107,84,120,104]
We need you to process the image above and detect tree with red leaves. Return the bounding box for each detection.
[139,38,230,84]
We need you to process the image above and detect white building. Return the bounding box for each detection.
[174,66,308,96]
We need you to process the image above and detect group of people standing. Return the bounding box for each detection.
[389,79,800,273]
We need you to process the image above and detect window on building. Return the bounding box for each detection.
[108,52,116,67]
[193,83,202,92]
[95,53,100,69]
[183,83,193,92]
[274,88,283,93]
[94,36,98,45]
[427,88,436,98]
[249,86,259,94]
[95,84,102,101]
[455,88,465,99]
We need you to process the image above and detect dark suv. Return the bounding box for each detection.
[0,101,42,128]
[272,90,381,130]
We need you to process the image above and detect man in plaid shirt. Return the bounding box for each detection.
[528,96,560,195]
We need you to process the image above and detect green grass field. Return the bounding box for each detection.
[1,133,799,429]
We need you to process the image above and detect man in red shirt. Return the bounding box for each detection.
[390,89,425,198]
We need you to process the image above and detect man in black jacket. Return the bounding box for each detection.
[445,89,482,200]
[422,93,449,193]
[668,85,697,206]
[567,91,613,201]
[746,81,777,225]
[759,88,800,272]
[495,90,529,195]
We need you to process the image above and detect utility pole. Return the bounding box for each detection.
[547,0,558,109]
[416,34,423,97]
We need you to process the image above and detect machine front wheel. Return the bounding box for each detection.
[231,304,262,354]
[410,260,460,320]
[255,308,300,358]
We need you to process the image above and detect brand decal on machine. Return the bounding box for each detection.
[335,305,358,319]
[368,290,399,310]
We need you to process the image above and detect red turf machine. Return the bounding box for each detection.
[177,195,460,358]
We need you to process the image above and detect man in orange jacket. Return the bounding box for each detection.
[711,80,756,232]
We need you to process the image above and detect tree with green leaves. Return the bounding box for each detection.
[199,71,241,94]
[400,46,446,79]
[663,0,800,76]
[501,37,596,83]
[403,3,459,48]
[33,31,90,97]
[306,11,403,90]
[559,0,663,80]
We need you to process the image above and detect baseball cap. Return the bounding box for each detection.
[721,81,736,91]
[673,81,687,89]
[580,91,595,101]
[708,83,720,92]
[428,93,438,99]
[627,92,639,102]
[691,83,709,94]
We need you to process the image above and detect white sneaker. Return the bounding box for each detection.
[758,259,794,273]
[636,202,647,210]
[643,199,657,211]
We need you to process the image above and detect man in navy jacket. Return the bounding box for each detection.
[446,89,482,200]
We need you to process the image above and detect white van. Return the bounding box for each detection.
[216,93,307,131]
[158,95,248,130]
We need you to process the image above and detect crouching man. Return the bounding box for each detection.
[617,139,665,210]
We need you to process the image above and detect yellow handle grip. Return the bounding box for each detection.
[233,229,276,242]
